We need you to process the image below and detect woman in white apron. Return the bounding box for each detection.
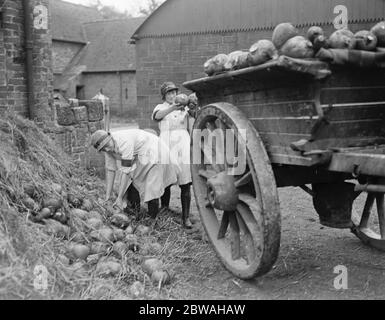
[152,81,193,228]
[90,129,178,218]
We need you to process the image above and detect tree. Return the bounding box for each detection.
[139,0,165,17]
[89,0,133,19]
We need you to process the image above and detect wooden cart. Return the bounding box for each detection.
[183,55,385,279]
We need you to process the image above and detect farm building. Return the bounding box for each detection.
[50,0,102,92]
[132,0,385,130]
[51,0,145,117]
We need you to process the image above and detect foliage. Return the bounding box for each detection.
[89,0,133,19]
[139,0,164,17]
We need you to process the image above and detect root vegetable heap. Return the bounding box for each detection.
[203,20,385,76]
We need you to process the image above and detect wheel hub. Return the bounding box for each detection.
[207,172,238,211]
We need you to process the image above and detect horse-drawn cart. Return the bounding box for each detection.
[183,54,385,280]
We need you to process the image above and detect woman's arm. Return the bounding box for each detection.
[113,171,132,209]
[105,169,116,201]
[113,158,134,209]
[153,104,183,121]
[117,172,132,201]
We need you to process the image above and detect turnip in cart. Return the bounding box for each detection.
[183,54,385,280]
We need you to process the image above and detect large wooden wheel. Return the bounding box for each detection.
[191,102,281,279]
[351,191,385,251]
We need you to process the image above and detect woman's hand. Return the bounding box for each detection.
[113,197,124,211]
[98,198,113,208]
[170,103,180,111]
[173,103,185,111]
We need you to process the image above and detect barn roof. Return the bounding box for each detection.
[79,18,145,72]
[133,0,385,39]
[51,0,103,43]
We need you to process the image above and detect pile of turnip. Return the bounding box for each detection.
[22,176,173,291]
[203,20,385,76]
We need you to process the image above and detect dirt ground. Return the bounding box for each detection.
[165,185,385,300]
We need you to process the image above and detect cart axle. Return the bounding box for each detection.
[355,184,385,194]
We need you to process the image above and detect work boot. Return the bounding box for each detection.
[182,213,193,229]
[182,196,193,229]
[147,199,160,219]
[181,185,193,229]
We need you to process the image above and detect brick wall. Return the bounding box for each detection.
[0,0,53,122]
[82,71,138,118]
[52,40,84,74]
[0,0,29,116]
[135,22,377,130]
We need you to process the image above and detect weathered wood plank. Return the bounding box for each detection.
[260,132,312,147]
[237,101,317,119]
[321,87,385,104]
[269,153,314,166]
[251,118,317,134]
[312,119,385,140]
[321,102,385,121]
[263,134,385,155]
[253,118,385,137]
[232,87,314,104]
[328,151,385,178]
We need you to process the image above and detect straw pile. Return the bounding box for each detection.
[0,111,213,300]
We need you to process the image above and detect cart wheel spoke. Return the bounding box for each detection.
[200,133,222,173]
[235,210,256,264]
[359,193,375,228]
[376,195,385,239]
[229,212,241,260]
[238,193,262,217]
[204,119,226,172]
[217,211,230,239]
[215,119,228,171]
[198,169,217,180]
[235,171,252,188]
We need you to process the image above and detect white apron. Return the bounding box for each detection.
[152,102,192,186]
[105,129,178,203]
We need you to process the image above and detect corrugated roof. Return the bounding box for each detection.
[133,0,385,39]
[78,18,145,72]
[50,0,103,43]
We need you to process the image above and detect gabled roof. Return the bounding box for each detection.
[78,18,145,72]
[50,0,103,43]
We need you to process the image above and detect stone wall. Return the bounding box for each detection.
[45,97,106,176]
[135,21,377,130]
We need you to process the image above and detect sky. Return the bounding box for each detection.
[63,0,165,17]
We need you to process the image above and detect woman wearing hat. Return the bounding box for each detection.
[90,129,178,218]
[152,81,193,229]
